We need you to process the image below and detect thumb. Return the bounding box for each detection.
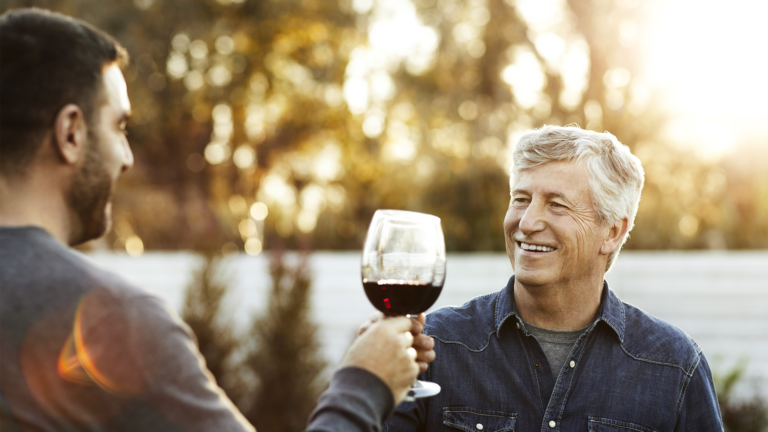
[382,316,414,333]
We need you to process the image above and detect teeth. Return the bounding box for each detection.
[520,242,555,252]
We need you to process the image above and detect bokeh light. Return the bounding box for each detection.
[125,236,144,257]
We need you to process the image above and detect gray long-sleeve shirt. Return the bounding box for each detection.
[0,226,393,431]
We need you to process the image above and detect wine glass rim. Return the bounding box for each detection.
[373,209,441,224]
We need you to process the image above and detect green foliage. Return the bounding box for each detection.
[713,360,768,432]
[240,251,327,432]
[179,251,327,429]
[180,254,245,403]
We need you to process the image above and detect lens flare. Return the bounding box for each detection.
[56,296,139,397]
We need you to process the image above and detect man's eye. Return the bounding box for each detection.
[551,202,566,208]
[513,198,529,204]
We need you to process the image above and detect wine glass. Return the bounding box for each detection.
[361,209,446,400]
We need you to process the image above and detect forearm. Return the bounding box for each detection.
[306,367,395,432]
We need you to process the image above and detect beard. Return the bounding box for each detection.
[66,136,114,246]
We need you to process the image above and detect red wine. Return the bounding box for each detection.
[363,280,443,316]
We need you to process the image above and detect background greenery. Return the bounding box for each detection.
[2,0,766,255]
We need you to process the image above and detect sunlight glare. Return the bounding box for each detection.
[313,143,344,182]
[513,0,566,32]
[646,0,768,153]
[502,47,547,109]
[345,0,438,115]
[662,119,737,161]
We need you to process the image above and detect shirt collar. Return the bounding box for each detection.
[495,276,626,342]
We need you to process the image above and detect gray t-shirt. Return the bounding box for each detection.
[0,227,392,431]
[524,321,587,380]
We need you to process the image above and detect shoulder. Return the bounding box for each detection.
[41,236,175,326]
[423,291,500,351]
[0,227,160,307]
[619,301,702,376]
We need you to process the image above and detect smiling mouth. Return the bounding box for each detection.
[517,241,557,252]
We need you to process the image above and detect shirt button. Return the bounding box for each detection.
[476,424,484,430]
[516,322,520,329]
[549,420,556,428]
[570,360,576,368]
[534,361,541,369]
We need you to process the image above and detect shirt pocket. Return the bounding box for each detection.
[588,416,657,432]
[443,407,516,432]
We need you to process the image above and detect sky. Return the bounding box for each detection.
[644,0,768,159]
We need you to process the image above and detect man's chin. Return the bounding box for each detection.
[513,268,556,288]
[70,204,111,246]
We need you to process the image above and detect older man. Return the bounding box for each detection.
[0,9,433,431]
[386,126,723,431]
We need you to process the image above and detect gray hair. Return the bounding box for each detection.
[510,125,645,271]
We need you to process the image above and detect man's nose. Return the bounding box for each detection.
[121,139,134,173]
[518,200,546,234]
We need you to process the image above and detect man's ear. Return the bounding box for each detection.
[52,104,88,165]
[600,217,630,256]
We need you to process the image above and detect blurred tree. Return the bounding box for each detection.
[239,250,327,432]
[713,359,768,432]
[180,253,245,403]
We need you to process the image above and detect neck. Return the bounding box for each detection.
[513,274,604,331]
[0,170,73,245]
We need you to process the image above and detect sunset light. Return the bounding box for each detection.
[645,0,768,158]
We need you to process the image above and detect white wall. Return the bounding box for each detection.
[83,250,768,398]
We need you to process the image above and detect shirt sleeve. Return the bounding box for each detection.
[82,289,397,432]
[382,370,428,432]
[79,290,254,432]
[675,353,724,431]
[306,367,395,432]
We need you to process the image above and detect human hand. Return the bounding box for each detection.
[342,316,420,404]
[358,312,435,373]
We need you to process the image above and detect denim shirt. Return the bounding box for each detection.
[385,277,723,432]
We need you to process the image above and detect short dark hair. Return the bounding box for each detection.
[0,8,128,175]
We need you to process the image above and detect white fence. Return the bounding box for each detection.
[83,250,768,399]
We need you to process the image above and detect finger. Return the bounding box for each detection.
[410,357,421,377]
[402,330,414,348]
[357,321,371,336]
[358,312,385,335]
[384,316,414,333]
[415,347,436,364]
[412,334,434,350]
[409,316,424,336]
[417,361,429,373]
[415,313,427,326]
[406,347,417,361]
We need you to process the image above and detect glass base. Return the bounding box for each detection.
[404,380,441,402]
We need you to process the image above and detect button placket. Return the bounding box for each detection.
[542,329,592,432]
